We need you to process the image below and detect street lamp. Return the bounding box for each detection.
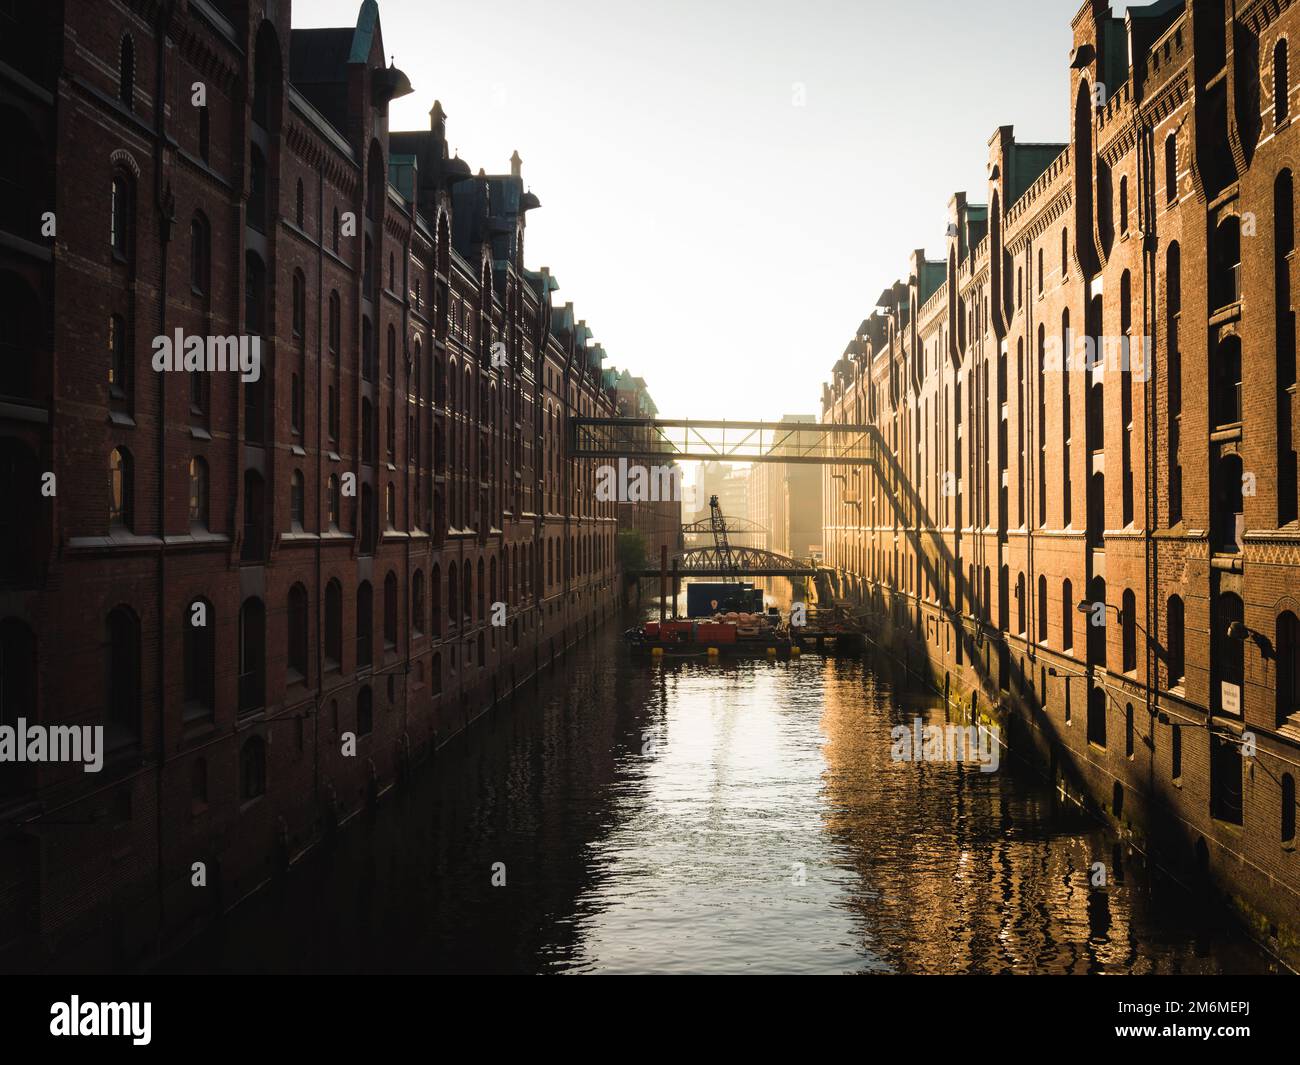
[1077,598,1121,622]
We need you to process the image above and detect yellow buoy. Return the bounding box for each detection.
[791,645,801,656]
[651,647,663,658]
[707,646,720,658]
[766,646,776,657]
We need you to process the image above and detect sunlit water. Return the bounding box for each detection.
[164,614,1276,974]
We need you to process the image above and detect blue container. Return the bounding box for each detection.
[686,583,763,618]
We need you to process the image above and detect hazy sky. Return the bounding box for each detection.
[296,0,1135,421]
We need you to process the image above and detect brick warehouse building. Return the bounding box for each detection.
[821,0,1300,962]
[0,0,658,966]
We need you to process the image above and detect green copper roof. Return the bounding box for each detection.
[349,0,380,63]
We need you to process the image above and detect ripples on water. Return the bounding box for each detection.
[165,617,1276,975]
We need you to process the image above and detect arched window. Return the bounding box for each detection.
[190,214,209,294]
[108,313,128,401]
[188,456,209,529]
[291,269,305,339]
[1284,773,1297,845]
[1087,471,1105,546]
[412,570,425,636]
[295,178,305,228]
[332,207,340,253]
[109,447,132,529]
[1277,611,1299,725]
[1122,588,1137,672]
[240,736,266,801]
[183,598,215,719]
[106,606,140,749]
[1165,133,1177,204]
[431,565,441,636]
[1167,595,1185,688]
[327,473,340,529]
[1119,175,1129,235]
[464,561,473,621]
[324,579,342,670]
[1087,684,1107,748]
[1087,577,1107,668]
[447,563,458,630]
[290,469,304,530]
[356,581,373,667]
[237,597,266,714]
[328,290,340,356]
[1062,579,1074,653]
[1213,334,1242,427]
[1211,591,1245,714]
[110,174,132,258]
[1276,39,1290,126]
[1213,453,1244,553]
[432,653,442,695]
[119,35,134,110]
[287,583,308,679]
[1211,216,1241,309]
[384,570,397,648]
[477,557,485,620]
[385,481,395,528]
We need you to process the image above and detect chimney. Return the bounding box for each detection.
[510,150,522,178]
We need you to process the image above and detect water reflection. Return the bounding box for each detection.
[163,618,1275,974]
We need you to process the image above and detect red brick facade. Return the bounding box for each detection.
[821,0,1300,962]
[0,0,649,965]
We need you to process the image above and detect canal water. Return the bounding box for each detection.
[164,611,1278,974]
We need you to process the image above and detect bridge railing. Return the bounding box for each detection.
[571,418,879,466]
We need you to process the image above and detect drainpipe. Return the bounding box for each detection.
[314,159,324,818]
[1139,113,1158,740]
[153,1,174,955]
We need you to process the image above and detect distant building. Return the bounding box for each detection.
[745,416,823,601]
[696,461,749,525]
[607,370,681,582]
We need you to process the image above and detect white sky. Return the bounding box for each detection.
[295,0,1135,421]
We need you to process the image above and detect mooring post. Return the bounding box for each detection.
[671,557,680,618]
[659,545,668,623]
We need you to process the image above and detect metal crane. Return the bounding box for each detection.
[708,494,741,582]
